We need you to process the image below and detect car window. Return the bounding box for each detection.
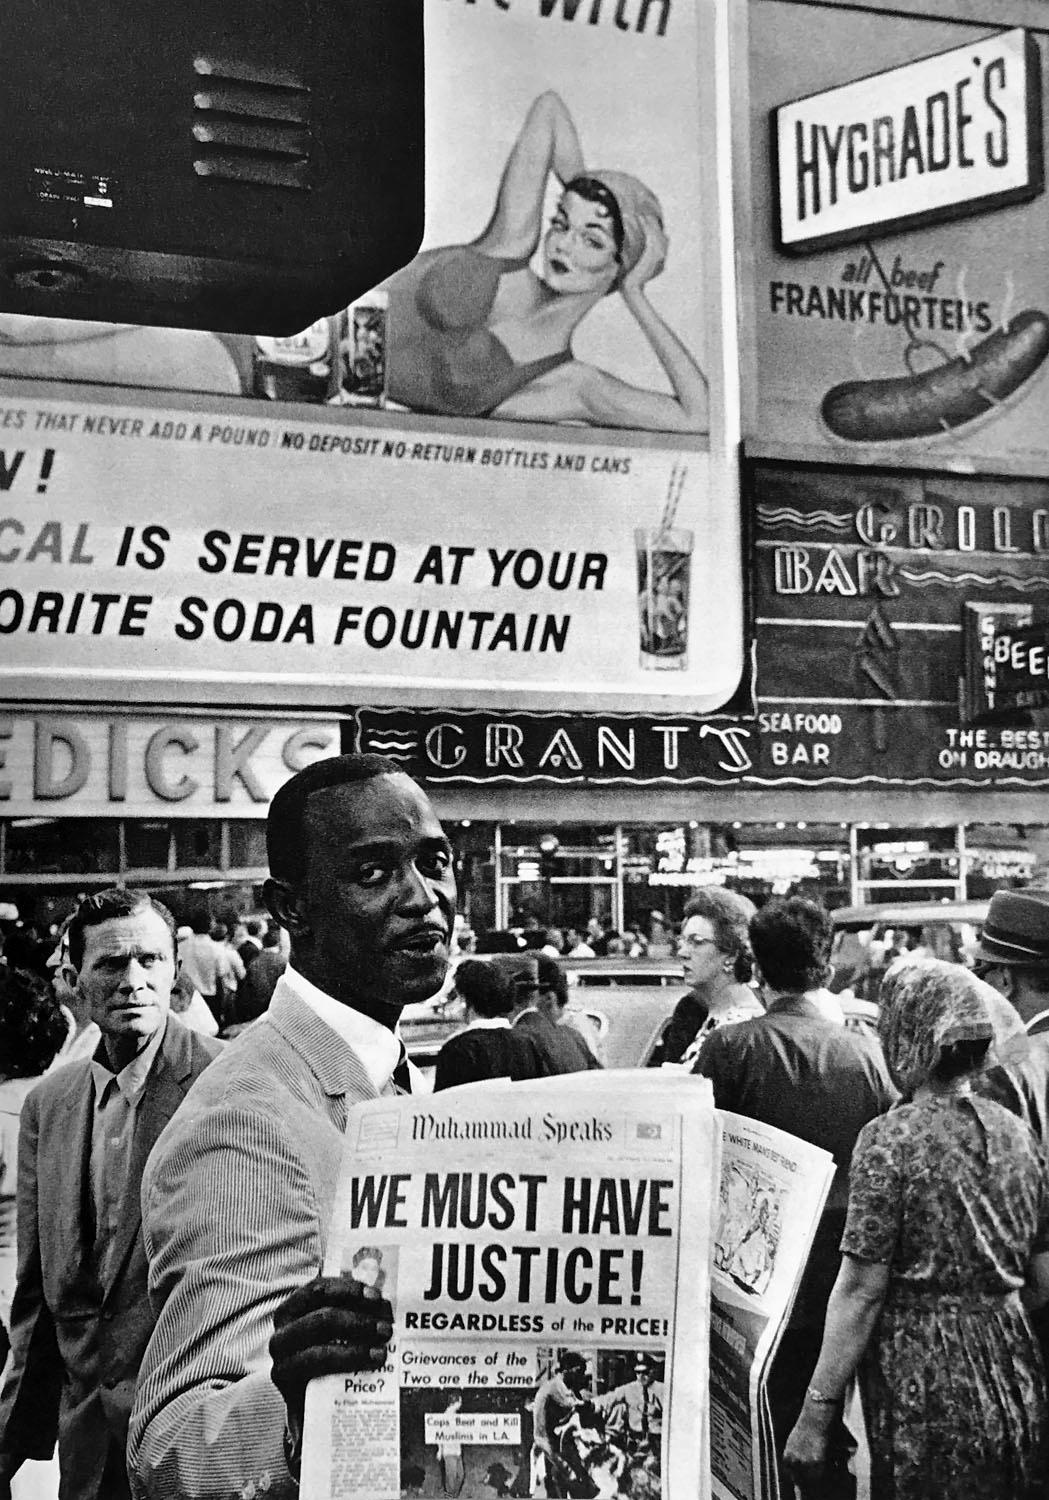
[830,907,985,1005]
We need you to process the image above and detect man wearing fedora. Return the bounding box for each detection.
[975,887,1049,1143]
[975,885,1049,1375]
[490,953,601,1075]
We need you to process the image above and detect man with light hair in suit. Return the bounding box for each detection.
[130,755,456,1499]
[0,889,220,1500]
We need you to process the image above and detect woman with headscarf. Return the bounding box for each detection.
[784,957,1049,1499]
[383,91,707,431]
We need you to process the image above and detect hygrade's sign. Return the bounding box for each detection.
[773,27,1043,253]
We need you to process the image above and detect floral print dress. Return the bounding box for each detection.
[842,1093,1049,1500]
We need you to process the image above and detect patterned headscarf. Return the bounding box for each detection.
[877,957,994,1098]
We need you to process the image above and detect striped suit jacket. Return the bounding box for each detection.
[129,980,396,1500]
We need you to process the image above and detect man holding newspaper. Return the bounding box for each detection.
[129,754,456,1500]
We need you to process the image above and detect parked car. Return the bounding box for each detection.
[829,899,989,1006]
[401,953,878,1081]
[562,957,686,1069]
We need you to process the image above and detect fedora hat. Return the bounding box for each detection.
[977,889,1049,968]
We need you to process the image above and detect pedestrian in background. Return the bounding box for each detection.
[235,918,264,971]
[654,889,759,1067]
[498,954,602,1074]
[535,953,605,1067]
[433,959,548,1091]
[210,924,246,1023]
[0,968,68,1327]
[974,888,1049,1142]
[44,920,101,1072]
[693,896,897,1499]
[177,914,224,1027]
[236,926,287,1025]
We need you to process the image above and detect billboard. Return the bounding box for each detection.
[0,0,742,713]
[747,4,1049,469]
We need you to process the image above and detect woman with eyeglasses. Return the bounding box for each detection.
[651,889,760,1066]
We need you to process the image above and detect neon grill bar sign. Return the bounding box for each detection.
[773,27,1044,252]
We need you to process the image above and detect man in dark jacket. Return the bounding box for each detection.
[975,887,1049,1142]
[692,896,896,1500]
[494,954,602,1074]
[237,927,288,1024]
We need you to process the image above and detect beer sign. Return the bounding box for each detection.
[993,620,1049,714]
[773,27,1044,253]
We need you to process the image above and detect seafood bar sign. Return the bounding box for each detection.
[752,8,1049,464]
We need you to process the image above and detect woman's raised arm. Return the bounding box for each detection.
[474,91,585,262]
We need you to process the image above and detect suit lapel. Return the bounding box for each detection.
[43,1062,97,1300]
[269,982,381,1105]
[102,1020,191,1295]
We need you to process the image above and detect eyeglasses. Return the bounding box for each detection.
[680,935,718,952]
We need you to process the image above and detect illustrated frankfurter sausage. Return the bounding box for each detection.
[821,309,1049,442]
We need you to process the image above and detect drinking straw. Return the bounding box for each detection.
[658,462,687,539]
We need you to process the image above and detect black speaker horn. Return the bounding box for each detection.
[0,0,424,333]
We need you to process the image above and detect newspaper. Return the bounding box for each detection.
[708,1113,835,1500]
[301,1070,720,1500]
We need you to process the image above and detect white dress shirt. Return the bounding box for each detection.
[281,963,420,1093]
[89,1019,167,1285]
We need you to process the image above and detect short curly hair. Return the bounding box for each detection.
[749,897,832,994]
[0,967,69,1078]
[683,888,757,981]
[683,888,756,956]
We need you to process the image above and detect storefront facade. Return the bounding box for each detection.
[0,708,343,928]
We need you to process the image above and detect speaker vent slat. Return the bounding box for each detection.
[193,83,308,124]
[193,55,306,90]
[193,119,310,156]
[192,152,309,189]
[192,59,311,191]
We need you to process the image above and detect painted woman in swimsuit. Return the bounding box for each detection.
[384,91,708,432]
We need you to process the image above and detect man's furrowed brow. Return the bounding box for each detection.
[340,836,451,857]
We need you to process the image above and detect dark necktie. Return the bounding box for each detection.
[392,1045,413,1095]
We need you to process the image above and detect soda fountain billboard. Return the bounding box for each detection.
[0,0,743,714]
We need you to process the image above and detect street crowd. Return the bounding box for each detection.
[0,755,1048,1499]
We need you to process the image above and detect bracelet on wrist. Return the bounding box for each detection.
[805,1384,844,1407]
